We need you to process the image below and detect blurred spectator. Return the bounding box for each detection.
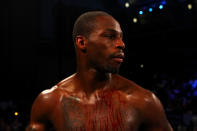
[0,117,10,131]
[10,119,22,131]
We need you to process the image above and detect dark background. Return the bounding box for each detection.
[1,0,197,130]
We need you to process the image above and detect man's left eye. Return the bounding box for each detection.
[105,35,115,39]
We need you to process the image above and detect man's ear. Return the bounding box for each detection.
[75,35,87,52]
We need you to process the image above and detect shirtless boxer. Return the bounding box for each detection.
[26,11,173,131]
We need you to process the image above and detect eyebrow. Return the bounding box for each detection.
[104,29,123,38]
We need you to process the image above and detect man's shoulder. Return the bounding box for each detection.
[114,75,164,114]
[112,75,173,130]
[113,74,155,101]
[56,73,76,88]
[39,73,76,96]
[29,85,61,123]
[30,74,76,122]
[113,75,149,91]
[33,85,61,110]
[39,85,60,100]
[38,74,75,103]
[39,73,77,99]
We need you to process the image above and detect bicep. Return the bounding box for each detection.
[27,92,53,131]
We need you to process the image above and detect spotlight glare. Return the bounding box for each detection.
[14,112,19,116]
[132,17,138,23]
[139,10,143,15]
[125,2,130,8]
[187,4,192,10]
[159,5,164,9]
[149,8,153,12]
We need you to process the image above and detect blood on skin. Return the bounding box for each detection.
[61,89,137,131]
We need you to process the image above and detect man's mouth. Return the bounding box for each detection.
[111,53,125,63]
[112,57,124,63]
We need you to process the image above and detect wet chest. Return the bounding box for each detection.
[61,93,141,131]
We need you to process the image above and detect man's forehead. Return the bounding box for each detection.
[98,18,121,27]
[104,28,123,34]
[96,15,120,27]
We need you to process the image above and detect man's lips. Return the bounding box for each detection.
[111,53,125,63]
[112,57,124,63]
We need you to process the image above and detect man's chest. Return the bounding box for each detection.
[58,93,142,131]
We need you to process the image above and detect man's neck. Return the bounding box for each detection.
[74,68,112,98]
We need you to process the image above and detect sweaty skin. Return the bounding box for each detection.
[26,13,173,131]
[26,74,173,131]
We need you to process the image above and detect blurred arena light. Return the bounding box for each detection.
[14,112,19,116]
[139,10,143,15]
[158,0,166,9]
[192,80,197,89]
[159,4,164,9]
[132,17,138,23]
[125,2,130,8]
[148,7,153,12]
[187,3,192,10]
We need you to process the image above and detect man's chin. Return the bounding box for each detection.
[105,66,119,74]
[94,64,120,74]
[110,70,119,74]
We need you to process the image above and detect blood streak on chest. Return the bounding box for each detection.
[61,90,137,131]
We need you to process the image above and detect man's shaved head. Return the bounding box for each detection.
[72,11,113,44]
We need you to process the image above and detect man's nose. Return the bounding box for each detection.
[115,39,125,50]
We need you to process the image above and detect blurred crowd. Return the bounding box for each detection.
[0,73,197,131]
[0,100,30,131]
[152,73,197,131]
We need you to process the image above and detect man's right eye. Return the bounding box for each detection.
[104,34,115,40]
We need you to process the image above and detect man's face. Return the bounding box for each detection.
[86,15,125,74]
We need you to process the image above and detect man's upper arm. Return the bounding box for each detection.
[26,89,55,131]
[143,92,173,131]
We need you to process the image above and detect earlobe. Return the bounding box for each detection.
[75,35,87,52]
